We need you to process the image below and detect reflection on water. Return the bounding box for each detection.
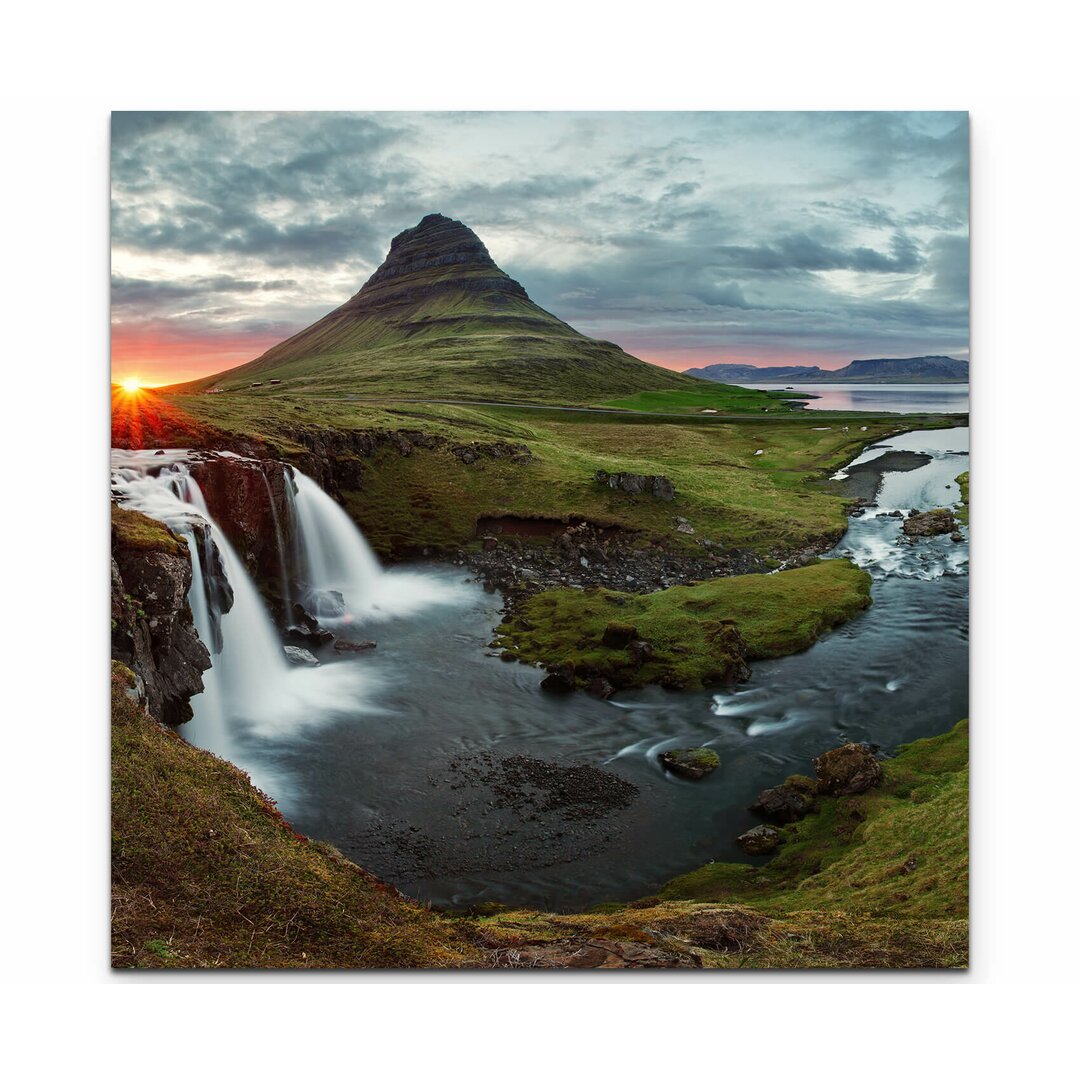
[192,427,969,911]
[739,382,968,413]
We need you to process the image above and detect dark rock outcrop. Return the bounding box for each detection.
[188,455,293,584]
[658,748,720,780]
[750,776,817,822]
[111,510,210,726]
[702,621,752,686]
[736,824,783,855]
[902,508,958,538]
[812,743,884,795]
[540,661,577,694]
[595,470,675,501]
[333,639,377,654]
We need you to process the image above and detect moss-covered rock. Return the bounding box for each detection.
[902,507,958,537]
[659,747,721,780]
[813,743,884,795]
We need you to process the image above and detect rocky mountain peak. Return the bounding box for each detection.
[357,212,523,300]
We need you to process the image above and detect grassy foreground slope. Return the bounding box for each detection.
[113,666,967,968]
[661,721,969,920]
[111,663,478,969]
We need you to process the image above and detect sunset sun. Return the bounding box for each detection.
[120,377,142,393]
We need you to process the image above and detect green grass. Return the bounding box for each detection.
[955,471,969,524]
[494,559,872,689]
[163,391,953,560]
[111,504,186,556]
[660,720,969,922]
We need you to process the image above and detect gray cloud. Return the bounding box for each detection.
[111,111,969,370]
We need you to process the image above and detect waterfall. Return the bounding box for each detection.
[110,448,465,755]
[290,471,383,621]
[288,471,463,623]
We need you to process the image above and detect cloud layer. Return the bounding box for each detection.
[111,111,969,383]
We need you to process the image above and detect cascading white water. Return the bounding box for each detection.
[290,472,383,620]
[289,470,463,623]
[260,470,293,618]
[111,449,466,756]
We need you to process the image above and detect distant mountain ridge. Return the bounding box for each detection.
[686,356,968,384]
[190,214,694,403]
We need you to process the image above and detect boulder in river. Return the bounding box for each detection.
[659,747,720,780]
[736,824,783,855]
[285,623,334,648]
[812,743,883,795]
[586,676,616,699]
[283,645,320,667]
[750,776,817,822]
[333,639,377,653]
[902,508,958,538]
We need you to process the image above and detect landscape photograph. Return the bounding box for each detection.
[109,110,969,969]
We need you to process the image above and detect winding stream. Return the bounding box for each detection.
[111,426,968,912]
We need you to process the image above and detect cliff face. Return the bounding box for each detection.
[187,456,293,587]
[111,506,210,725]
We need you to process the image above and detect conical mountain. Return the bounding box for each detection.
[200,214,694,402]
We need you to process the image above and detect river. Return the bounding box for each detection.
[738,382,969,414]
[111,426,967,912]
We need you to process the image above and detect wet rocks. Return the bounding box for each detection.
[586,677,616,699]
[187,455,293,580]
[659,748,720,780]
[750,776,817,822]
[595,470,675,501]
[736,824,783,855]
[950,531,964,542]
[111,509,211,726]
[902,507,958,538]
[333,639,377,653]
[812,743,884,795]
[283,645,320,666]
[540,660,577,693]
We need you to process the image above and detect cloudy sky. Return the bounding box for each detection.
[111,111,968,385]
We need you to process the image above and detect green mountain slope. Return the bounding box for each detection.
[192,214,698,404]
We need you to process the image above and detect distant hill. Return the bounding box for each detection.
[684,363,825,381]
[686,356,968,384]
[184,214,696,404]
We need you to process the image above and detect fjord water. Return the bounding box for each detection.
[111,429,968,912]
[739,382,969,413]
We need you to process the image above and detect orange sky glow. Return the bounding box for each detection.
[111,325,288,387]
[112,325,855,388]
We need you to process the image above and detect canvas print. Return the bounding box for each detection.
[110,111,969,969]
